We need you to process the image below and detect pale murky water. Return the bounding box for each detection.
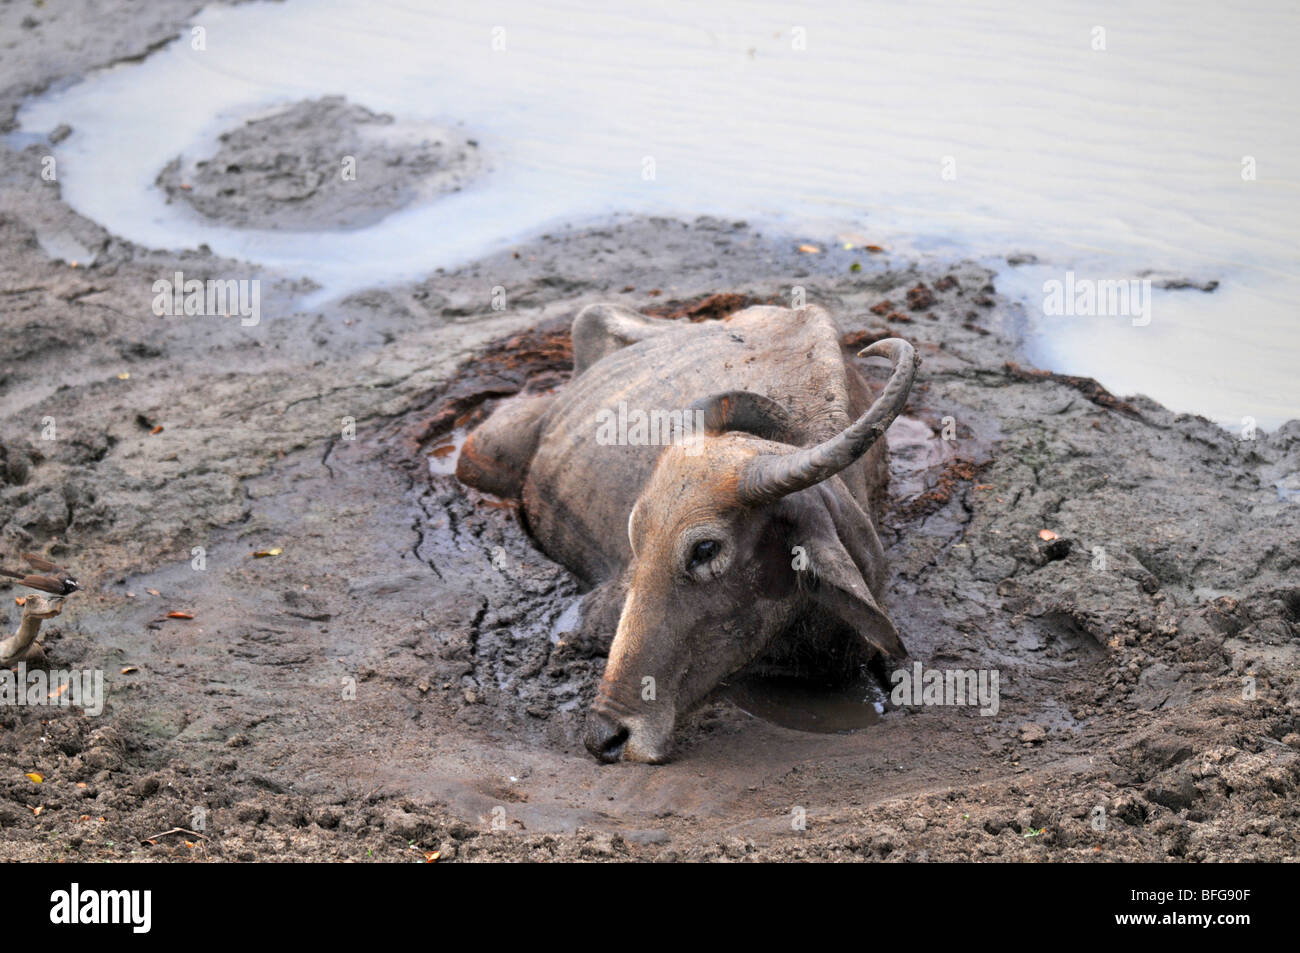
[13,0,1300,428]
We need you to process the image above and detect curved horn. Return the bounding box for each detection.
[739,338,918,504]
[686,391,797,442]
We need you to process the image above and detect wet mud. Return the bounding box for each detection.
[156,96,485,231]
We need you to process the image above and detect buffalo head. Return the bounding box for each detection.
[584,339,918,763]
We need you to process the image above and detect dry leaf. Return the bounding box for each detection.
[32,805,44,816]
[428,444,456,459]
[797,244,820,254]
[167,611,195,620]
[865,244,885,253]
[253,547,283,558]
[1038,529,1058,541]
[25,772,43,784]
[121,666,139,675]
[150,425,164,435]
[117,372,131,380]
[424,851,441,863]
[15,596,25,607]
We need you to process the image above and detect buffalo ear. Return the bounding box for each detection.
[805,534,907,659]
[687,391,796,442]
[777,490,908,659]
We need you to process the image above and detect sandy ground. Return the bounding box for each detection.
[1,1,1298,862]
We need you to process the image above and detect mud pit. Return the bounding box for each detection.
[1,209,1297,860]
[1,3,1298,862]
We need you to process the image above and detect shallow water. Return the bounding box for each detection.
[724,673,886,733]
[13,0,1299,428]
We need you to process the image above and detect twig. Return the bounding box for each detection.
[142,827,207,843]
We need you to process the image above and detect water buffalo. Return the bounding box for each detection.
[456,302,918,763]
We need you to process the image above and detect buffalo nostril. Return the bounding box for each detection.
[584,714,629,763]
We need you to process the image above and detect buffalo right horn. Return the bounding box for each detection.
[738,338,918,504]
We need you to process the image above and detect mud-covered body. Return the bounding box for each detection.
[457,303,916,762]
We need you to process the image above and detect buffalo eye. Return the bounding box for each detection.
[689,539,721,570]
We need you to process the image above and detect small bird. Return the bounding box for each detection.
[0,552,81,596]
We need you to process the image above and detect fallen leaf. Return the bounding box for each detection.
[797,244,820,254]
[428,444,456,459]
[150,425,164,435]
[32,805,44,816]
[48,683,69,700]
[253,547,283,558]
[25,772,43,784]
[424,850,441,863]
[117,372,130,380]
[865,244,885,253]
[121,666,139,675]
[76,783,87,789]
[167,611,194,620]
[1038,529,1058,541]
[15,596,25,607]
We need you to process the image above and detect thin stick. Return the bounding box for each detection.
[142,827,207,842]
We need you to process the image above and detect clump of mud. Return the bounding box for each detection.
[155,96,484,230]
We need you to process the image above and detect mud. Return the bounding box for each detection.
[156,96,485,231]
[1,2,1298,862]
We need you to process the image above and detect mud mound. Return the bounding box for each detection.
[156,96,484,230]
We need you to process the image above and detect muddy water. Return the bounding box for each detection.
[12,0,1300,429]
[425,429,467,477]
[723,673,886,732]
